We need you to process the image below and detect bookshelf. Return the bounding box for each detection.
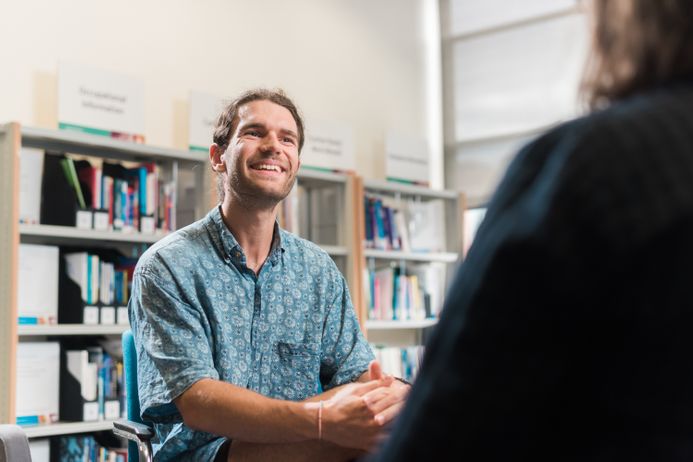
[18,324,129,337]
[359,178,464,380]
[20,224,168,246]
[0,121,19,427]
[363,249,459,263]
[364,319,438,330]
[0,122,211,441]
[23,420,117,439]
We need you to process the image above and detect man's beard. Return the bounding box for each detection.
[227,169,296,210]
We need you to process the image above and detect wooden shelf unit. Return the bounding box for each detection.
[0,122,211,434]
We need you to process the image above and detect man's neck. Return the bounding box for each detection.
[220,196,278,273]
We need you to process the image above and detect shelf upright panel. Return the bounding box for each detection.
[346,174,367,330]
[0,123,20,424]
[449,191,466,258]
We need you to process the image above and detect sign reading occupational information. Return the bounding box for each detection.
[301,119,355,173]
[189,91,225,152]
[58,62,145,142]
[385,131,430,186]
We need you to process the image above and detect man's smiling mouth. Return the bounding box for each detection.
[252,164,282,172]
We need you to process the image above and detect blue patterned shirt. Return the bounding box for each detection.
[129,206,374,461]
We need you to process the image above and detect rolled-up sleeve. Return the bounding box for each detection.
[129,265,219,423]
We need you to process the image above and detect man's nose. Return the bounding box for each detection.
[260,133,281,153]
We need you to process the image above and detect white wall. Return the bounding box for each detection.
[0,0,442,183]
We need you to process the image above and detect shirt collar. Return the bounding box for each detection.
[207,205,284,266]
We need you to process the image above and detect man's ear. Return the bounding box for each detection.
[210,143,226,172]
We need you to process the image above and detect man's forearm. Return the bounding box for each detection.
[175,375,396,450]
[175,378,319,444]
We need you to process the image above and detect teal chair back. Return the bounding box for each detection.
[123,330,143,422]
[113,330,154,461]
[122,330,146,460]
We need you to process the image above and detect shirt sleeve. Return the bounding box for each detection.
[319,266,374,390]
[129,263,219,423]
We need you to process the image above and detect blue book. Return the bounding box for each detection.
[372,198,388,250]
[364,198,374,248]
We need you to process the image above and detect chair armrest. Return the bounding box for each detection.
[113,419,154,462]
[113,420,153,438]
[0,425,31,462]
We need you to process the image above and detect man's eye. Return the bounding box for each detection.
[246,130,260,137]
[282,137,296,145]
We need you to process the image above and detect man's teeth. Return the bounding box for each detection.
[255,164,280,172]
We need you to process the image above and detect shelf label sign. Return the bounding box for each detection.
[385,131,430,186]
[301,119,355,173]
[58,62,145,142]
[189,91,225,153]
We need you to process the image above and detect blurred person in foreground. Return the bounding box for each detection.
[368,1,693,460]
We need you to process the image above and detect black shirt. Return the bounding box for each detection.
[369,83,693,461]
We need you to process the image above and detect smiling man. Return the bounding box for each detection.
[128,89,409,462]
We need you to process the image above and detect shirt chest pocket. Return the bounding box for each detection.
[270,341,320,401]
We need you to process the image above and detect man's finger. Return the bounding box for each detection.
[369,360,383,380]
[375,401,405,426]
[362,387,390,407]
[349,379,388,396]
[365,388,408,414]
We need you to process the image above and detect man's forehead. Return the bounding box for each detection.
[237,100,297,130]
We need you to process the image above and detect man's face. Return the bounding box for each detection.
[223,100,300,207]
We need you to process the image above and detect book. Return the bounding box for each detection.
[17,244,59,325]
[75,158,103,210]
[18,148,44,224]
[15,342,60,425]
[40,152,79,227]
[63,252,89,304]
[60,348,100,422]
[406,199,446,252]
[60,157,86,210]
[60,252,98,324]
[371,345,424,383]
[410,263,446,317]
